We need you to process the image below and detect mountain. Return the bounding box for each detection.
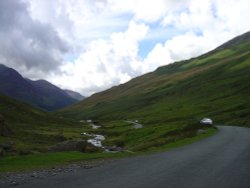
[64,89,85,101]
[26,79,78,110]
[0,64,77,111]
[60,31,250,127]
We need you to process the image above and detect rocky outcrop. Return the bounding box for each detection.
[48,140,87,152]
[0,114,13,136]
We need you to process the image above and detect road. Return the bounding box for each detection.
[17,126,250,188]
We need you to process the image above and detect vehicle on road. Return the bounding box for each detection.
[200,118,213,125]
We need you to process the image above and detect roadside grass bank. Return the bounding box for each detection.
[0,127,217,173]
[141,126,217,154]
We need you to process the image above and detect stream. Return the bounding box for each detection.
[80,120,142,152]
[80,120,104,148]
[126,120,143,129]
[82,133,105,147]
[80,120,123,152]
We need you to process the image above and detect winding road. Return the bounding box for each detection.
[16,126,250,188]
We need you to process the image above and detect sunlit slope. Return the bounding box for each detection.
[60,32,250,126]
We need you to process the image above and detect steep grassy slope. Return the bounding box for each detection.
[60,32,250,128]
[0,94,88,154]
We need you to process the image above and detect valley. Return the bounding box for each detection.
[0,31,250,174]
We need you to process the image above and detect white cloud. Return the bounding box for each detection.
[137,0,250,77]
[50,21,149,96]
[1,0,249,96]
[214,0,250,34]
[28,0,250,96]
[108,0,187,23]
[28,0,130,51]
[144,32,215,69]
[162,0,250,39]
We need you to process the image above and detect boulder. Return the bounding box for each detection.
[48,140,87,152]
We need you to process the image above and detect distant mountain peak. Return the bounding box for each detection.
[0,64,78,111]
[64,89,85,101]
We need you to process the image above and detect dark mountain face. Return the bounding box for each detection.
[0,64,39,102]
[0,65,77,111]
[27,79,67,97]
[64,89,85,101]
[27,79,78,110]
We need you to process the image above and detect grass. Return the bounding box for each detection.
[0,94,95,153]
[0,127,217,173]
[0,151,125,172]
[143,127,217,153]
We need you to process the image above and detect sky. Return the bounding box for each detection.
[0,0,250,96]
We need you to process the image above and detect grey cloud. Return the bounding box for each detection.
[0,0,69,76]
[0,0,26,31]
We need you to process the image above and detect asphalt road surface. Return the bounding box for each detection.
[16,126,250,188]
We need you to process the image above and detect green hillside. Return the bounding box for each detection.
[60,32,250,127]
[56,32,250,150]
[57,32,250,150]
[1,32,250,159]
[0,94,87,155]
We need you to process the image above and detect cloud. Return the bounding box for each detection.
[0,0,69,79]
[162,0,250,37]
[49,21,149,96]
[145,0,250,68]
[108,0,188,23]
[144,32,215,69]
[0,0,249,96]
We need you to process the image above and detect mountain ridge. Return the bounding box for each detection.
[64,89,85,101]
[0,65,77,111]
